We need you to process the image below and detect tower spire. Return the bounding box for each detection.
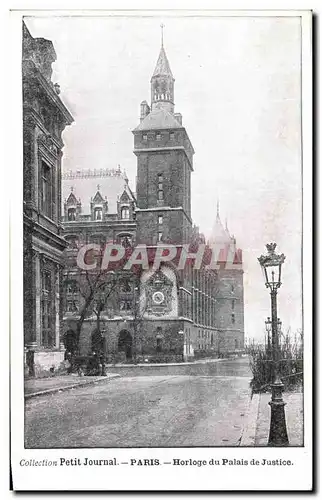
[160,23,164,48]
[216,199,220,220]
[151,30,174,113]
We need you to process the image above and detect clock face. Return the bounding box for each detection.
[152,291,165,305]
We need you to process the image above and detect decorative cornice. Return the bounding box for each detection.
[24,60,73,125]
[37,133,59,157]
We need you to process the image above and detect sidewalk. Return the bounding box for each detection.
[25,373,120,399]
[254,391,303,446]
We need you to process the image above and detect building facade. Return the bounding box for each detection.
[61,42,244,361]
[23,22,74,375]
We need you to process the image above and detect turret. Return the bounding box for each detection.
[150,32,175,114]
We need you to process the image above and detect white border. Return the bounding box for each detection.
[8,7,313,492]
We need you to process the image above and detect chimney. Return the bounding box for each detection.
[174,113,182,125]
[140,100,150,122]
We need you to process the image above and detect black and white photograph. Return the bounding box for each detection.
[9,7,313,492]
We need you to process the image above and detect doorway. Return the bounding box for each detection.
[118,330,133,360]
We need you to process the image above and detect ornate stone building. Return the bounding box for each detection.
[61,41,244,361]
[23,22,74,375]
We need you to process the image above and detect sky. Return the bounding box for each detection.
[25,14,302,342]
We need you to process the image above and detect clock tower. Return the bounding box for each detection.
[133,39,194,246]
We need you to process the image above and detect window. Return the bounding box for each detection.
[41,269,55,347]
[94,207,102,221]
[157,173,164,202]
[119,235,132,247]
[156,132,161,141]
[65,235,78,249]
[232,299,235,311]
[158,215,163,225]
[41,161,52,217]
[66,280,78,294]
[143,134,147,141]
[156,337,162,352]
[158,231,163,242]
[67,300,78,313]
[232,313,235,324]
[231,284,234,293]
[67,208,76,221]
[170,132,175,140]
[120,300,132,311]
[121,206,130,220]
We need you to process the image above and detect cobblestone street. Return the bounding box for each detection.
[25,357,252,448]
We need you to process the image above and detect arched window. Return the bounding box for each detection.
[67,208,76,221]
[117,234,132,247]
[94,207,102,221]
[121,206,130,220]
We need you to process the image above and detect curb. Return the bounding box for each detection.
[240,393,261,447]
[25,374,121,400]
[107,357,231,368]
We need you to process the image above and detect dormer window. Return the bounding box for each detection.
[67,208,76,221]
[121,206,130,220]
[170,132,174,140]
[94,207,102,221]
[156,132,161,141]
[143,134,147,141]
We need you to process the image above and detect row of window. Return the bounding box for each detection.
[157,210,163,243]
[67,206,130,222]
[157,173,164,202]
[65,233,133,249]
[142,131,175,141]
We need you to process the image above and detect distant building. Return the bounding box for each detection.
[23,22,73,375]
[61,40,244,361]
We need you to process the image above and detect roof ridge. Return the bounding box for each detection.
[62,168,126,180]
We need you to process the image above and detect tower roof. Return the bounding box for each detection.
[133,107,182,131]
[152,46,174,79]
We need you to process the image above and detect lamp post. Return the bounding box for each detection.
[264,316,272,357]
[258,243,289,446]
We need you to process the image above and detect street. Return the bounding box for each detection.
[25,357,252,448]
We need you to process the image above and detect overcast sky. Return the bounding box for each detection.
[25,15,302,341]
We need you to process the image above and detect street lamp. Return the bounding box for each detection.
[264,316,272,356]
[258,243,289,446]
